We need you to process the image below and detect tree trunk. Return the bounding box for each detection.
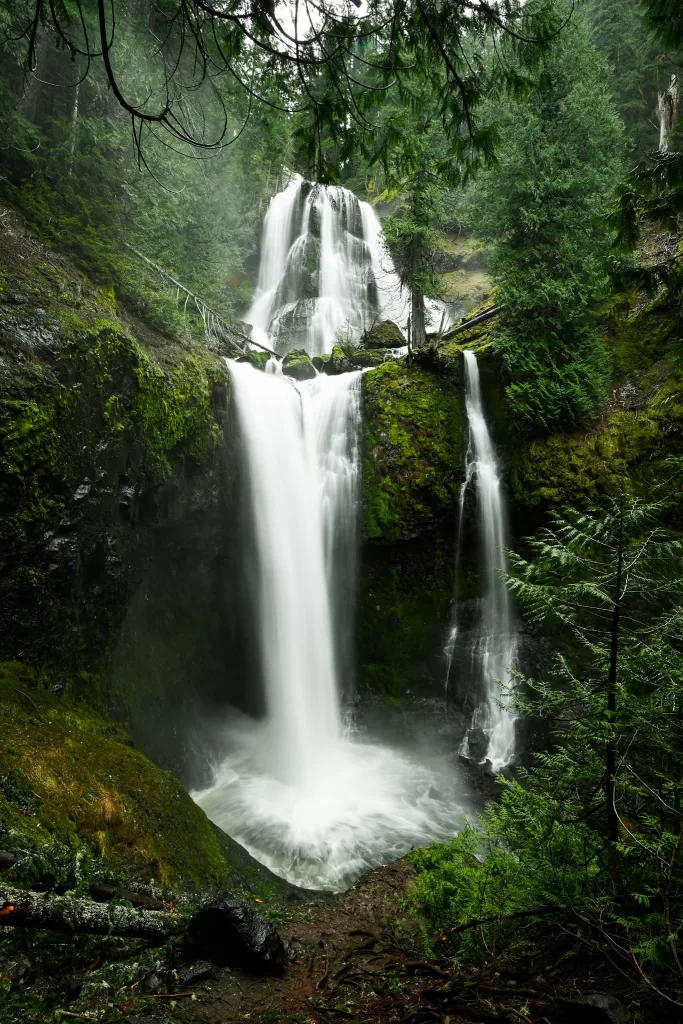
[411,290,427,348]
[658,74,678,152]
[0,885,181,942]
[606,499,624,855]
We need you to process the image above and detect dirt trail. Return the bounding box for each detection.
[123,858,660,1024]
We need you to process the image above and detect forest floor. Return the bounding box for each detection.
[111,857,663,1024]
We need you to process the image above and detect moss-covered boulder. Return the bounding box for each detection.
[240,349,271,371]
[343,346,387,369]
[282,347,316,381]
[323,344,355,375]
[361,360,463,542]
[362,320,406,349]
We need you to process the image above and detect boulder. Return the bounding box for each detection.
[322,345,355,376]
[239,349,271,371]
[282,348,317,381]
[554,993,627,1024]
[362,320,406,349]
[312,352,332,372]
[185,894,288,973]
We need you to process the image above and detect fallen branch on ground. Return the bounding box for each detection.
[0,884,182,941]
[448,906,557,935]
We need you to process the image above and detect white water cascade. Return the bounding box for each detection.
[193,358,465,890]
[450,351,517,770]
[245,173,440,355]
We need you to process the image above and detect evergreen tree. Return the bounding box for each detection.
[461,6,624,433]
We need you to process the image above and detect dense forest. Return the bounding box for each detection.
[1,1,683,1022]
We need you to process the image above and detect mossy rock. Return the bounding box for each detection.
[0,222,231,679]
[611,301,680,378]
[240,349,271,371]
[362,320,406,349]
[513,345,683,512]
[358,544,454,698]
[361,360,463,542]
[342,346,387,369]
[282,347,316,381]
[313,352,332,371]
[323,344,355,376]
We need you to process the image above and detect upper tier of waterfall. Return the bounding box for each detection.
[245,174,410,356]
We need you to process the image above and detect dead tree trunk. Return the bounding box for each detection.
[658,74,678,153]
[411,289,427,348]
[0,885,181,942]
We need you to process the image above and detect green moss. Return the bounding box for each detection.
[241,349,271,371]
[611,302,680,378]
[513,370,683,509]
[342,346,387,368]
[362,320,406,349]
[361,361,463,542]
[0,661,229,887]
[0,261,229,539]
[282,347,316,381]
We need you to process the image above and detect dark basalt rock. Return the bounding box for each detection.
[0,850,18,871]
[186,895,288,973]
[6,955,32,987]
[179,960,216,986]
[554,993,628,1024]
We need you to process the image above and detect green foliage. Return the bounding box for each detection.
[459,5,624,433]
[412,496,683,994]
[0,37,286,339]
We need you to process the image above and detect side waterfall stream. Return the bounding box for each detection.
[444,351,517,770]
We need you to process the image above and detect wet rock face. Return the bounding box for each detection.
[0,225,247,781]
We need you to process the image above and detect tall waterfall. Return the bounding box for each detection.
[192,175,467,891]
[450,351,517,770]
[246,174,409,355]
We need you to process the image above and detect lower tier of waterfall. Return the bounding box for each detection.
[192,360,466,891]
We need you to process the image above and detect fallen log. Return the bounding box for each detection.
[440,304,502,342]
[0,884,182,941]
[0,885,288,971]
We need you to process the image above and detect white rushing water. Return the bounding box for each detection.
[193,358,466,891]
[453,351,517,770]
[245,173,445,355]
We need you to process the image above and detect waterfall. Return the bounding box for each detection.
[224,359,354,784]
[451,351,517,770]
[192,175,467,891]
[245,173,446,355]
[192,363,465,891]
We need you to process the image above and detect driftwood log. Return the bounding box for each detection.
[0,884,181,941]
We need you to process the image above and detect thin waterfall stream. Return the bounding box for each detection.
[446,351,517,771]
[193,177,466,891]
